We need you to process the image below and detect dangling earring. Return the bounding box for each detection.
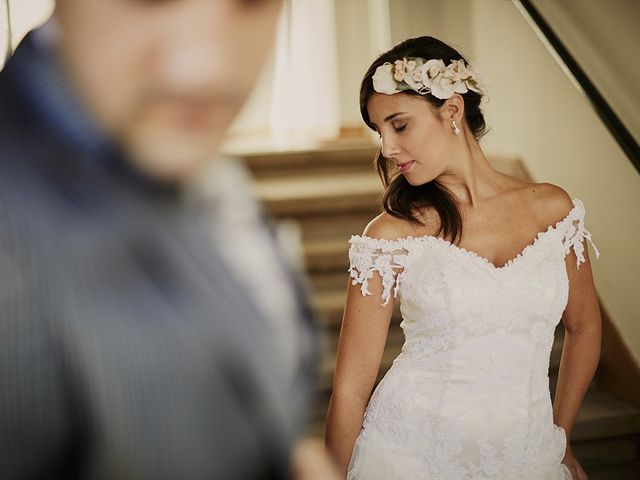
[451,119,461,136]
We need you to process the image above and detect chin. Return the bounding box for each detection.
[126,139,218,183]
[404,175,431,187]
[114,116,229,178]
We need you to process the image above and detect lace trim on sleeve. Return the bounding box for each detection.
[562,198,600,269]
[347,235,408,306]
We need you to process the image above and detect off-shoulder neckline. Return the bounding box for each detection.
[349,197,584,272]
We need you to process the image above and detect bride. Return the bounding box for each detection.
[324,36,601,480]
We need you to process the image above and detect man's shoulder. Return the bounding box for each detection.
[0,130,76,266]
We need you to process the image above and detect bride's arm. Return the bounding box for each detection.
[324,220,400,476]
[554,241,602,470]
[324,275,394,475]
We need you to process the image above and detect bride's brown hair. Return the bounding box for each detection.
[360,36,489,244]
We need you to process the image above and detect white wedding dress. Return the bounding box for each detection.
[345,197,600,480]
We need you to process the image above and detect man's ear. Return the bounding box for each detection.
[441,93,464,123]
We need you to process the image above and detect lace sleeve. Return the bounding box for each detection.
[347,235,408,306]
[562,198,600,269]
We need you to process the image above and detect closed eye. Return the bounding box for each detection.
[394,124,407,133]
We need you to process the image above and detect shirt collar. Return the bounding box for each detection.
[15,21,113,162]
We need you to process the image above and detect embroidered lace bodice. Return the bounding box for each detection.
[345,197,600,480]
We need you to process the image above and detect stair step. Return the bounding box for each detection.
[297,212,377,243]
[304,238,350,272]
[570,389,640,441]
[585,459,640,480]
[571,434,640,476]
[308,271,350,293]
[310,288,346,327]
[316,326,405,393]
[253,170,382,216]
[242,143,377,177]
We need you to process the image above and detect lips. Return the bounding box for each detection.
[397,160,415,173]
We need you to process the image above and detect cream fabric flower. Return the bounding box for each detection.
[372,62,400,94]
[421,59,451,99]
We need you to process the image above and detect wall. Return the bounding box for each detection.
[531,0,640,148]
[0,0,53,68]
[389,0,474,59]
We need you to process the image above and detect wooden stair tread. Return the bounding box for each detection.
[572,389,640,441]
[254,170,381,202]
[304,238,350,271]
[296,212,376,242]
[241,143,377,173]
[310,288,346,319]
[308,271,350,293]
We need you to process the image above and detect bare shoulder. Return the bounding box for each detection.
[522,182,575,224]
[361,212,417,241]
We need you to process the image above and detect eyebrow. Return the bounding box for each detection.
[370,111,407,129]
[384,112,407,122]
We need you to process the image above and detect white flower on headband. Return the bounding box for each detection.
[373,56,483,100]
[372,63,400,94]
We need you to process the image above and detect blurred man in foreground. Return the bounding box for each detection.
[0,1,337,478]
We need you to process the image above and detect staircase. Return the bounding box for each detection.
[242,142,640,478]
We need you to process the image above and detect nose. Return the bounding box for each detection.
[157,3,235,95]
[381,134,400,160]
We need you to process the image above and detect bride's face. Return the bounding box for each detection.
[367,92,453,186]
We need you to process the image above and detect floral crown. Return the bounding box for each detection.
[372,56,483,100]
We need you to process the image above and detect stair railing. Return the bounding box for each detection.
[513,0,640,175]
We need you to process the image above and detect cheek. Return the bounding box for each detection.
[406,129,433,160]
[58,27,154,133]
[217,18,280,100]
[412,124,448,159]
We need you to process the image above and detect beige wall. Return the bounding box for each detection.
[531,0,640,148]
[334,0,378,129]
[334,0,393,129]
[381,0,640,363]
[0,0,53,67]
[389,0,474,59]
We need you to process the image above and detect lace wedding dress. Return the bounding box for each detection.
[345,198,600,480]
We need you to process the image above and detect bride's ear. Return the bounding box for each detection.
[440,93,464,124]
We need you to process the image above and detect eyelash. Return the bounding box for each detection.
[373,123,406,138]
